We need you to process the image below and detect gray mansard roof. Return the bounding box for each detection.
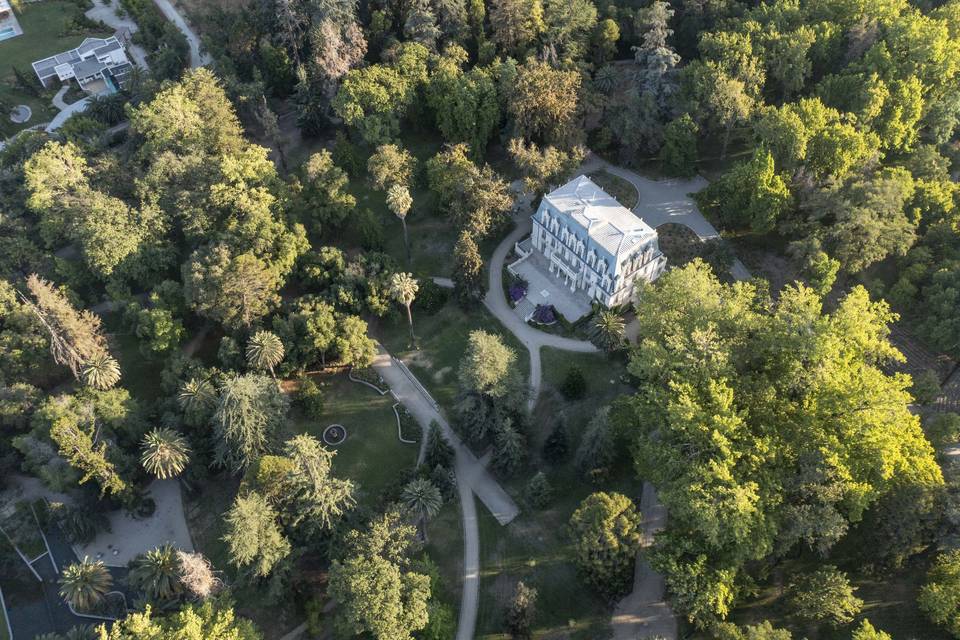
[541,175,656,261]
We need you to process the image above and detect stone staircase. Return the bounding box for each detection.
[513,298,535,322]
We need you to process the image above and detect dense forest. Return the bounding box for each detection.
[2,0,960,637]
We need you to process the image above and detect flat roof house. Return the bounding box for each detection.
[32,36,133,95]
[510,175,667,320]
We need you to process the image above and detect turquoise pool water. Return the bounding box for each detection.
[0,27,17,41]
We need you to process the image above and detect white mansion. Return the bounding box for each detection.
[518,175,667,311]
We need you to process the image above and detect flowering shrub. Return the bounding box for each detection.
[509,282,528,303]
[532,304,557,324]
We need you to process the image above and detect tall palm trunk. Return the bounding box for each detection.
[401,217,411,264]
[406,302,415,346]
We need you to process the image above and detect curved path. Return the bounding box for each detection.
[582,156,751,282]
[371,349,518,640]
[151,0,210,68]
[484,217,599,411]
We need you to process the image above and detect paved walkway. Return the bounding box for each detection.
[484,217,599,411]
[78,479,194,566]
[582,156,751,282]
[372,349,518,640]
[611,482,677,640]
[151,0,210,67]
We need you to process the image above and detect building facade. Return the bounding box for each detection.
[529,175,667,307]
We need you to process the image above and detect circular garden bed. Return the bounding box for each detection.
[323,424,347,445]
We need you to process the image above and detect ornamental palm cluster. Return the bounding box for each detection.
[246,330,285,378]
[140,428,191,479]
[128,543,183,602]
[59,557,113,612]
[80,353,122,390]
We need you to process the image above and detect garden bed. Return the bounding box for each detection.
[393,404,421,443]
[657,223,703,266]
[348,366,389,394]
[0,503,46,561]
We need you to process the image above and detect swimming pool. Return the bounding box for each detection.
[0,27,17,42]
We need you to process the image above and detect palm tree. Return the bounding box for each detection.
[246,330,285,379]
[177,377,215,413]
[59,557,113,612]
[595,65,618,94]
[81,353,121,390]
[593,310,626,351]
[141,428,191,479]
[128,543,183,602]
[401,478,443,540]
[389,272,419,346]
[386,184,413,262]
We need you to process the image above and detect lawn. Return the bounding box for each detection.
[424,498,465,611]
[286,372,419,510]
[471,348,639,638]
[0,597,8,640]
[588,169,639,209]
[0,1,111,136]
[707,551,950,640]
[374,299,530,412]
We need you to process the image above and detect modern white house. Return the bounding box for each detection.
[32,36,133,94]
[509,175,667,320]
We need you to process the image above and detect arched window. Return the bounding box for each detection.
[587,250,596,267]
[577,240,585,258]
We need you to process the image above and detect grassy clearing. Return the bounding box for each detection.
[0,1,111,136]
[374,299,530,412]
[709,550,949,640]
[0,597,8,640]
[424,498,465,609]
[588,169,639,209]
[472,349,637,638]
[286,372,419,510]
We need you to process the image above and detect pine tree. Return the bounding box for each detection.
[452,231,485,305]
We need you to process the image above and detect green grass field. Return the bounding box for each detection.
[0,598,8,640]
[286,372,419,510]
[375,299,530,412]
[0,1,111,136]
